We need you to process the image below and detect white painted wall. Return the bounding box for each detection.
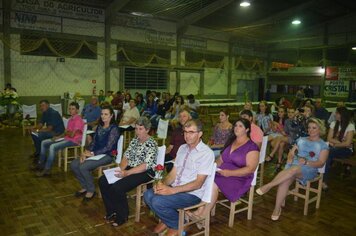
[11,34,105,96]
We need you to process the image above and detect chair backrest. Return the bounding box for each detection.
[157,145,166,166]
[201,163,217,203]
[157,119,169,140]
[113,109,119,120]
[259,136,268,164]
[80,123,88,147]
[22,104,37,119]
[77,99,85,114]
[62,117,69,129]
[50,103,63,116]
[115,135,124,163]
[251,164,260,186]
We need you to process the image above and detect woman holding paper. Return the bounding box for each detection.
[99,116,158,227]
[71,105,119,201]
[34,102,84,177]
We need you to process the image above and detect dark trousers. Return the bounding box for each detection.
[98,168,152,221]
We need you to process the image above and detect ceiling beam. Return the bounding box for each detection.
[106,0,132,22]
[177,0,235,33]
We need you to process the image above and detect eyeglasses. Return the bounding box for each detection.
[183,130,200,134]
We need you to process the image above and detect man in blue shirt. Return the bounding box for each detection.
[30,100,64,160]
[82,96,101,129]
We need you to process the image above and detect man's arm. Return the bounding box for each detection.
[156,174,207,195]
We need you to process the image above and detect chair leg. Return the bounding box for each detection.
[228,202,236,228]
[259,163,264,187]
[294,181,299,201]
[204,211,210,236]
[211,204,216,216]
[304,182,311,216]
[316,178,323,209]
[247,186,255,220]
[58,150,62,168]
[178,209,185,235]
[64,148,68,172]
[135,185,142,222]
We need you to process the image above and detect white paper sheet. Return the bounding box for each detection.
[31,132,38,137]
[103,167,122,184]
[86,154,106,161]
[54,137,65,142]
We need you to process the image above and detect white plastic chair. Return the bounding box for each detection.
[156,118,169,145]
[177,163,217,236]
[22,104,37,136]
[213,164,260,227]
[288,163,326,215]
[258,136,269,187]
[58,122,87,172]
[50,103,63,116]
[97,135,124,178]
[77,99,85,115]
[135,145,166,222]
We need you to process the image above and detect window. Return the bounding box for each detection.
[124,67,168,90]
[20,35,97,59]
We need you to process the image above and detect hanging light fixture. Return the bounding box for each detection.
[292,19,301,25]
[240,1,251,7]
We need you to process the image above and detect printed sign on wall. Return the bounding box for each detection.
[324,80,349,97]
[12,0,105,22]
[11,11,61,32]
[338,67,356,81]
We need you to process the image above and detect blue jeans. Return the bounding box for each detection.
[144,188,201,230]
[31,131,54,155]
[324,147,353,183]
[39,139,76,170]
[71,155,112,193]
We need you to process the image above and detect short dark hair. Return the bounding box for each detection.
[69,102,79,110]
[39,99,49,105]
[240,109,253,118]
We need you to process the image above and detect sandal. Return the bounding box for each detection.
[265,154,274,162]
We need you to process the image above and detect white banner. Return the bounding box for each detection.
[324,80,349,97]
[338,67,356,81]
[11,11,61,32]
[12,0,104,22]
[144,29,176,47]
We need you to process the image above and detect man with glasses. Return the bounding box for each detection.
[144,119,214,236]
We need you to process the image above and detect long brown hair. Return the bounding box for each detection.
[333,107,351,141]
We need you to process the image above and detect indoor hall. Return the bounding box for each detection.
[0,0,356,235]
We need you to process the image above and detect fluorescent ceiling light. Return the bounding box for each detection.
[240,1,251,7]
[130,12,152,17]
[352,47,356,50]
[292,19,301,25]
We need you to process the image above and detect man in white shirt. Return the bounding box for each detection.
[144,120,214,236]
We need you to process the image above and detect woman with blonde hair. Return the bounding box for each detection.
[256,118,329,221]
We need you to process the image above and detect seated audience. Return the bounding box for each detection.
[122,93,132,112]
[150,95,169,128]
[99,117,157,226]
[144,120,214,236]
[111,91,124,110]
[256,100,273,134]
[82,96,101,130]
[256,118,328,221]
[98,89,105,104]
[266,107,288,167]
[186,94,200,119]
[209,109,233,157]
[324,107,354,189]
[30,100,65,162]
[104,91,114,104]
[142,93,157,118]
[190,118,259,224]
[240,101,256,119]
[166,95,185,120]
[328,101,345,125]
[165,110,191,172]
[71,106,120,201]
[314,98,329,123]
[136,94,146,114]
[119,99,140,132]
[34,102,84,177]
[240,109,263,148]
